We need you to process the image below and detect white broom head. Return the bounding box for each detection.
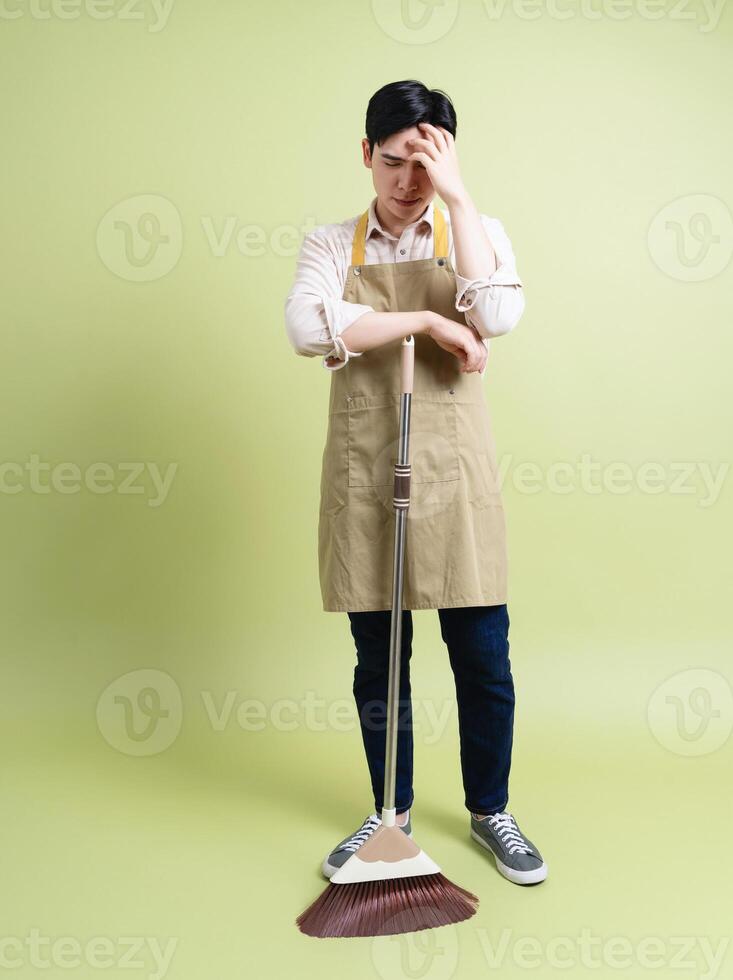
[329,823,442,884]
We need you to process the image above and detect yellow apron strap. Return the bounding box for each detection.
[351,210,369,267]
[350,203,448,265]
[433,205,448,258]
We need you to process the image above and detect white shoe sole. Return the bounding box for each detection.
[321,831,413,880]
[470,828,548,885]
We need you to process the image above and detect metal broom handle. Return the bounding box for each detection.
[382,335,415,824]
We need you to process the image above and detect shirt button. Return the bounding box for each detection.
[449,388,455,394]
[354,267,361,276]
[399,249,406,255]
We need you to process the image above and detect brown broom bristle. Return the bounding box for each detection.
[296,872,479,938]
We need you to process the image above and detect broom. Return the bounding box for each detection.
[296,335,480,938]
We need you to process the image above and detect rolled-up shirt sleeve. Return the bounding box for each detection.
[454,215,525,339]
[284,227,374,371]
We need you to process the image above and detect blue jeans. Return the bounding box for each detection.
[348,604,514,818]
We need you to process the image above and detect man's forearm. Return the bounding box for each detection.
[337,309,433,355]
[447,191,498,282]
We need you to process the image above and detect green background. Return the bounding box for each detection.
[2,1,732,978]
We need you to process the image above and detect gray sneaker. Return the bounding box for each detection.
[470,811,547,885]
[321,812,413,879]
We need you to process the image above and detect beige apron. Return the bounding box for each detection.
[318,205,507,612]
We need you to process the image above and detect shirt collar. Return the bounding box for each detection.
[366,196,434,241]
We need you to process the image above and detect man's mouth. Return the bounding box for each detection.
[394,197,420,207]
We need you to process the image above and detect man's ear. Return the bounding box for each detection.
[361,138,372,169]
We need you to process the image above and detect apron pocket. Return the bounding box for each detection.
[347,393,459,488]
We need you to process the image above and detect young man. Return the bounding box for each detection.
[285,80,547,886]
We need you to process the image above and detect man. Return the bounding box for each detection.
[285,80,546,886]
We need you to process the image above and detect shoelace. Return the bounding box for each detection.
[342,814,381,853]
[486,812,534,855]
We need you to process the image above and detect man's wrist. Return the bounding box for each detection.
[444,186,472,210]
[418,310,437,336]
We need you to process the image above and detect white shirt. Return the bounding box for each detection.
[284,195,524,372]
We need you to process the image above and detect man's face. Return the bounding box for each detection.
[362,126,435,226]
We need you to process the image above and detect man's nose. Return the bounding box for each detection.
[397,163,419,190]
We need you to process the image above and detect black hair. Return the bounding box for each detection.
[365,80,457,156]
